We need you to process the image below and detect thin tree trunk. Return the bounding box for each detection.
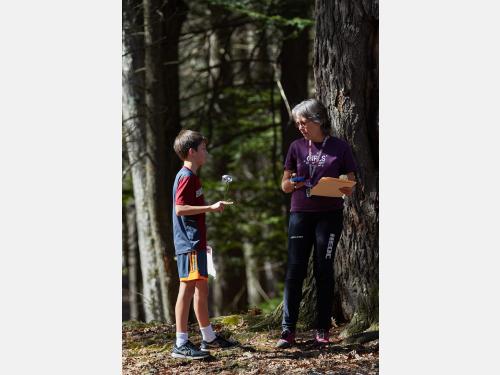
[243,241,261,307]
[259,0,312,328]
[314,0,379,328]
[212,254,226,317]
[126,202,140,320]
[279,10,311,163]
[277,0,312,233]
[212,246,247,315]
[207,4,249,316]
[122,204,130,321]
[263,260,276,298]
[240,26,274,309]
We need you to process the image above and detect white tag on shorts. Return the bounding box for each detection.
[206,245,216,279]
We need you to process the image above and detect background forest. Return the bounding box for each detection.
[122,0,378,336]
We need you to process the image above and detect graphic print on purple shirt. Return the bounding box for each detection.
[284,137,357,212]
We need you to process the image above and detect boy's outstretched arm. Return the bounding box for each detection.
[175,201,228,216]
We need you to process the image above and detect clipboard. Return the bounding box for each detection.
[310,177,356,197]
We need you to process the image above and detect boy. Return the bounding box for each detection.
[171,129,237,359]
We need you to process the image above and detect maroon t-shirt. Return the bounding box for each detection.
[174,166,207,253]
[284,136,357,212]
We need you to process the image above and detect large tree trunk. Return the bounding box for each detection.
[123,58,164,321]
[142,0,184,324]
[123,0,187,322]
[314,0,379,330]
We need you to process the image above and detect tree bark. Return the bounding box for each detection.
[123,0,187,322]
[263,260,277,298]
[123,5,162,320]
[122,204,130,321]
[314,0,379,326]
[126,202,140,320]
[243,242,261,308]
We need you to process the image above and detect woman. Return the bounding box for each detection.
[277,98,356,348]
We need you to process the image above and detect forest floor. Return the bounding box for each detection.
[123,313,378,375]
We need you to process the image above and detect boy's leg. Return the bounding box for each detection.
[194,279,217,343]
[180,250,216,342]
[190,252,238,350]
[175,281,196,336]
[193,279,210,327]
[196,280,238,350]
[175,252,199,347]
[171,252,210,359]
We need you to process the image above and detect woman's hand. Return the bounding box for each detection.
[339,186,354,196]
[282,171,305,193]
[339,172,356,197]
[290,182,306,191]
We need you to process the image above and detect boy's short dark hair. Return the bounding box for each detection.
[173,129,208,160]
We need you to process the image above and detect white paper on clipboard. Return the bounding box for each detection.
[206,245,216,279]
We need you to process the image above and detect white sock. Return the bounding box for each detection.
[176,332,188,347]
[200,325,216,342]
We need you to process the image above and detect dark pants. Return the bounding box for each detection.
[282,210,343,331]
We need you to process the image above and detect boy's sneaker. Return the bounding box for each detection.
[200,334,239,351]
[276,329,295,349]
[171,340,210,360]
[315,328,330,344]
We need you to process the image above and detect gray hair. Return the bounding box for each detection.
[291,98,331,135]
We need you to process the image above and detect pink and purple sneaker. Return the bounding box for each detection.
[315,328,330,344]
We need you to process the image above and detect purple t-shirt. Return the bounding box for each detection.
[284,136,357,212]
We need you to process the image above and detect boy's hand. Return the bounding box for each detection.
[210,201,227,213]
